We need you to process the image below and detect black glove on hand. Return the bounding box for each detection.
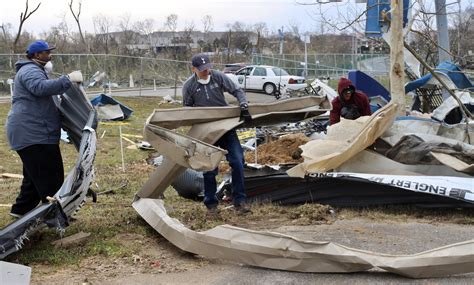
[239,103,252,123]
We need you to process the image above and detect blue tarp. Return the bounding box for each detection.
[365,0,410,38]
[404,61,474,93]
[348,70,391,112]
[90,94,133,120]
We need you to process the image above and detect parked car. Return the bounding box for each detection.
[226,65,306,95]
[222,63,248,74]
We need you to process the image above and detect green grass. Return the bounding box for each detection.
[0,96,165,266]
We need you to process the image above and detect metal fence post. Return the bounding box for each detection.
[139,57,143,97]
[174,64,178,100]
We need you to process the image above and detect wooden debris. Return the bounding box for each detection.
[51,232,91,249]
[1,173,23,179]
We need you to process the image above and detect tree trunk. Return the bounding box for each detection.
[390,0,406,116]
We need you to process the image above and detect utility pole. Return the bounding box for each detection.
[390,0,406,116]
[456,0,461,58]
[435,0,451,63]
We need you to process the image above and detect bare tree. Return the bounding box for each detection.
[197,15,213,52]
[134,18,156,54]
[0,23,12,50]
[117,13,139,54]
[93,14,114,54]
[164,14,178,33]
[0,23,13,68]
[68,0,88,51]
[182,21,196,52]
[201,15,213,33]
[253,22,268,53]
[41,14,71,52]
[12,0,41,53]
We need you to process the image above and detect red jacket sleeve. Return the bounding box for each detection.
[329,98,342,125]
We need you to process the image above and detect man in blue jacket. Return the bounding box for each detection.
[6,40,83,217]
[182,54,252,214]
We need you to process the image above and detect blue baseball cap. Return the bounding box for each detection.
[26,40,56,55]
[191,54,212,71]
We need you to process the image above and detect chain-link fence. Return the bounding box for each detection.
[0,53,390,96]
[252,53,390,79]
[0,54,219,95]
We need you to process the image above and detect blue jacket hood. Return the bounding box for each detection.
[15,59,39,72]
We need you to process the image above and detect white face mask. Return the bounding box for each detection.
[44,61,53,74]
[197,75,211,85]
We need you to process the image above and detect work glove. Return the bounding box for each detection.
[67,70,83,83]
[239,103,252,123]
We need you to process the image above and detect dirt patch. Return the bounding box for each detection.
[244,133,309,165]
[167,194,335,231]
[31,232,209,284]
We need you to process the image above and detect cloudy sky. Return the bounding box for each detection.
[0,0,357,36]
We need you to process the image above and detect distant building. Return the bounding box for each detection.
[99,30,258,54]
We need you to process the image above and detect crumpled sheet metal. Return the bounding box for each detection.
[146,96,330,129]
[432,91,473,123]
[336,150,470,178]
[287,102,399,177]
[133,198,474,278]
[0,84,97,259]
[138,96,330,198]
[144,124,227,171]
[382,117,474,145]
[380,131,474,175]
[431,152,474,174]
[307,172,473,204]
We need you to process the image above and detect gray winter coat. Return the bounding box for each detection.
[6,59,72,151]
[182,70,247,107]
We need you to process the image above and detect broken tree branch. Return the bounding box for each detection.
[410,28,456,60]
[68,0,87,50]
[12,0,41,53]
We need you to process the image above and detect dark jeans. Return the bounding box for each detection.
[203,130,246,208]
[11,144,64,215]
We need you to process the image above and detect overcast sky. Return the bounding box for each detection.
[1,0,469,38]
[0,0,340,36]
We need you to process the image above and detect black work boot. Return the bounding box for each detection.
[234,202,252,214]
[206,205,221,218]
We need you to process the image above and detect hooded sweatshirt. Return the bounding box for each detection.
[6,59,72,151]
[329,77,371,125]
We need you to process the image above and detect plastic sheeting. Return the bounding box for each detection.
[90,93,133,121]
[405,61,474,93]
[0,84,97,259]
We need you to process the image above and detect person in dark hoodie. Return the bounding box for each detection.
[329,77,372,125]
[182,53,252,215]
[6,40,83,218]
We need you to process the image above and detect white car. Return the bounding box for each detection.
[225,65,306,95]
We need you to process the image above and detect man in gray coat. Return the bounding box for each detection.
[182,54,252,214]
[6,40,83,217]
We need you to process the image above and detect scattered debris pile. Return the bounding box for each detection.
[244,133,309,165]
